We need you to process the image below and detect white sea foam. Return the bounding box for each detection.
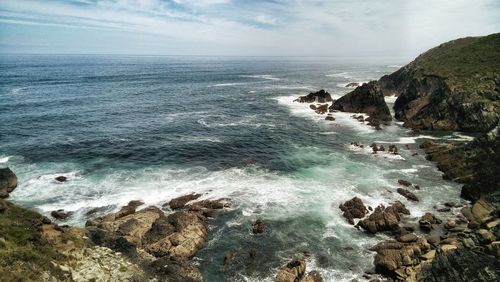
[0,156,10,164]
[325,72,351,79]
[387,65,403,68]
[336,81,368,88]
[261,85,315,90]
[212,82,248,87]
[384,95,397,103]
[241,74,281,81]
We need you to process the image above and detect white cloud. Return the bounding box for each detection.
[255,15,277,25]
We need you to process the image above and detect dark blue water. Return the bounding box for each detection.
[0,55,468,281]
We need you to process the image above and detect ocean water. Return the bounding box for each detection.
[0,55,471,281]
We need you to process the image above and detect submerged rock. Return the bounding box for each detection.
[55,176,67,182]
[252,219,265,234]
[294,89,333,103]
[339,197,369,225]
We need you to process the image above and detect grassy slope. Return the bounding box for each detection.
[0,201,70,281]
[412,33,500,96]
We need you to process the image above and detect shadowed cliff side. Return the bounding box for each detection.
[380,33,500,132]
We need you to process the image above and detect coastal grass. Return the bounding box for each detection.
[0,200,69,281]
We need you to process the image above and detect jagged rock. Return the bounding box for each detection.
[357,201,410,233]
[397,188,419,202]
[0,168,17,198]
[418,246,500,281]
[167,193,202,210]
[329,81,392,123]
[275,259,306,282]
[471,198,495,223]
[51,209,73,220]
[418,213,441,231]
[147,256,203,282]
[55,176,67,182]
[370,236,430,278]
[252,219,265,234]
[294,90,333,103]
[339,197,369,225]
[315,104,328,114]
[116,200,144,218]
[388,144,399,154]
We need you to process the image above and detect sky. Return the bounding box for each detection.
[0,0,498,57]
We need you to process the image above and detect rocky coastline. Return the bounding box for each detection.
[1,33,499,281]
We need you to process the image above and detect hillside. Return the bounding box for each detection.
[379,33,500,132]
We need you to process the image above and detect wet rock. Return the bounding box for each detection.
[167,193,202,210]
[294,89,333,103]
[388,144,399,154]
[357,201,410,234]
[471,198,495,223]
[116,200,145,218]
[147,256,203,282]
[437,207,451,212]
[397,179,412,187]
[315,104,328,114]
[86,206,113,216]
[309,104,317,110]
[303,270,324,282]
[275,259,306,282]
[418,213,441,231]
[339,197,369,225]
[51,209,73,220]
[396,188,419,202]
[222,251,236,272]
[252,219,265,234]
[325,115,335,121]
[55,176,67,182]
[444,219,456,229]
[0,167,17,197]
[477,229,495,245]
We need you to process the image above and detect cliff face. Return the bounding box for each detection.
[380,33,500,132]
[329,81,392,121]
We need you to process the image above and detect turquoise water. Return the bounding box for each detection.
[0,55,470,281]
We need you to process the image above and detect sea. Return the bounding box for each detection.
[0,55,473,281]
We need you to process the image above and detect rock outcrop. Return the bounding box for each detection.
[357,201,410,234]
[0,167,17,198]
[339,197,369,225]
[380,33,500,132]
[275,259,323,282]
[294,90,333,103]
[420,124,500,203]
[329,81,392,126]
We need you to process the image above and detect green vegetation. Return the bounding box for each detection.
[412,32,500,95]
[0,200,69,281]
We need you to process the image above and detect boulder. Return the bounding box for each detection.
[339,197,368,225]
[357,201,410,234]
[275,259,306,282]
[116,200,144,218]
[167,194,202,210]
[294,90,333,103]
[329,81,392,122]
[418,213,441,231]
[55,176,67,182]
[396,188,419,202]
[51,209,73,220]
[0,168,17,197]
[325,115,335,121]
[252,219,265,234]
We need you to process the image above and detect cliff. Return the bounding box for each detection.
[380,33,500,132]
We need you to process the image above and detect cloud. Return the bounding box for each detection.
[0,0,498,56]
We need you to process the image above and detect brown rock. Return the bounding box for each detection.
[357,201,410,234]
[397,179,412,187]
[418,213,441,231]
[252,219,265,234]
[396,188,419,202]
[275,259,306,282]
[0,168,17,197]
[168,194,202,210]
[50,209,73,220]
[339,197,368,225]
